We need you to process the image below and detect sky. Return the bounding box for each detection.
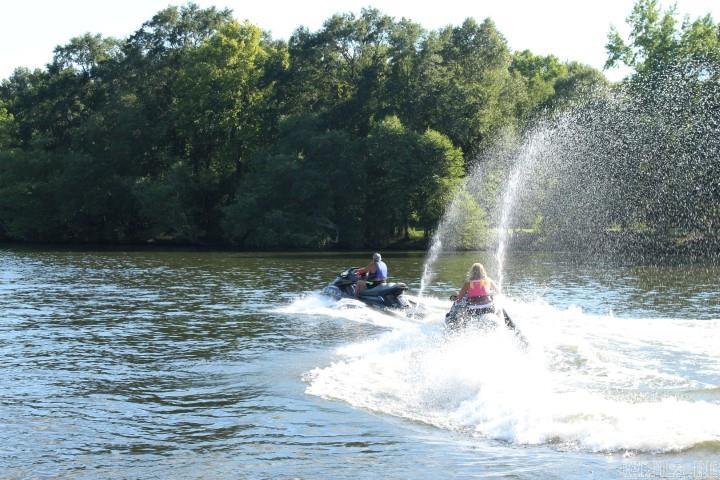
[2,0,720,82]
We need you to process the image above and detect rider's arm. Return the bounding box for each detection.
[356,263,372,275]
[455,281,469,303]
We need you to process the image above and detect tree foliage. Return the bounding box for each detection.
[0,3,606,248]
[606,0,720,78]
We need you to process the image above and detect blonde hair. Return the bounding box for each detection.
[468,263,487,281]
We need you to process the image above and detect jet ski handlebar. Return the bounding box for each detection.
[341,267,362,280]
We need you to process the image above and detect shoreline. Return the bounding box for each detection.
[2,240,719,262]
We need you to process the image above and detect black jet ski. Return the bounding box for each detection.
[445,296,528,346]
[322,267,412,310]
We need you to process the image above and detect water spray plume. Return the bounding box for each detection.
[420,60,720,296]
[494,130,549,291]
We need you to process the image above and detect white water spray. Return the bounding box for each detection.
[305,298,720,453]
[495,169,520,291]
[494,129,547,290]
[415,180,472,305]
[417,235,442,303]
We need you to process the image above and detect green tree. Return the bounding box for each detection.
[511,51,607,117]
[415,18,515,159]
[365,116,463,242]
[384,18,425,125]
[0,101,15,148]
[606,0,678,74]
[442,189,490,250]
[51,33,121,75]
[549,62,608,110]
[223,115,365,248]
[280,8,393,135]
[414,128,464,234]
[606,0,720,78]
[511,50,566,112]
[174,20,281,173]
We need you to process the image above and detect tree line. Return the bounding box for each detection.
[2,1,717,252]
[0,4,606,248]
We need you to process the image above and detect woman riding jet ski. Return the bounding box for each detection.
[445,263,524,343]
[322,253,412,310]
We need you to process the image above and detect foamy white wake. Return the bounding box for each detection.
[299,295,720,453]
[275,292,449,329]
[273,292,411,329]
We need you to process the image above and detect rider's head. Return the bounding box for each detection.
[373,252,382,263]
[469,263,487,280]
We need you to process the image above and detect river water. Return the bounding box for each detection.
[2,248,719,479]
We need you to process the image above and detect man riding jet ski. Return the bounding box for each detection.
[322,253,412,310]
[355,252,387,298]
[445,263,526,345]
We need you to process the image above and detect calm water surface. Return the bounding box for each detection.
[1,248,719,479]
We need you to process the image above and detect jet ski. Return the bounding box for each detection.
[322,267,413,310]
[445,296,528,346]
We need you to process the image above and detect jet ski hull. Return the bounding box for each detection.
[323,267,412,310]
[445,301,528,347]
[445,303,501,331]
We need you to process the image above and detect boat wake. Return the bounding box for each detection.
[273,292,412,329]
[275,288,451,327]
[302,296,720,453]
